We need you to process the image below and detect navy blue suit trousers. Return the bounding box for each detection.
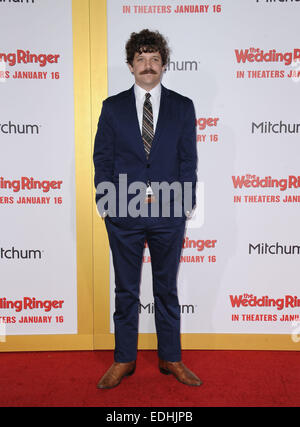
[105,214,186,363]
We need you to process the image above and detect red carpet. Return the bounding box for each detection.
[0,350,299,407]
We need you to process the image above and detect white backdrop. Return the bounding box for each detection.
[0,0,77,335]
[107,0,300,335]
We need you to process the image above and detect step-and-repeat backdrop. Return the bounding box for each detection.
[0,0,77,339]
[1,0,300,350]
[106,0,300,339]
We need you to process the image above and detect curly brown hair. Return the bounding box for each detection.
[126,29,170,66]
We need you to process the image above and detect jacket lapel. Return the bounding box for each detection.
[148,84,170,161]
[126,86,147,161]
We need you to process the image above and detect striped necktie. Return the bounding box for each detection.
[142,92,154,159]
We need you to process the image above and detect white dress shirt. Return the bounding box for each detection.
[134,83,161,134]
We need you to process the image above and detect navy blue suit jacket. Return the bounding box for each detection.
[93,84,197,216]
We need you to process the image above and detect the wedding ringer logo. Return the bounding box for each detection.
[0,297,64,312]
[235,48,300,66]
[0,177,63,192]
[230,294,300,311]
[232,175,300,191]
[0,50,60,67]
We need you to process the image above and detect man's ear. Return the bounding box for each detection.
[128,63,134,74]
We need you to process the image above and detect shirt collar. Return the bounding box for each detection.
[134,83,161,103]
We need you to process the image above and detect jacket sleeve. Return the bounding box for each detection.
[178,99,198,210]
[93,100,115,205]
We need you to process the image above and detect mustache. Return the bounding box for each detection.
[139,69,157,75]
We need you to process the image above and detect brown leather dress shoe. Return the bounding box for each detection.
[159,359,202,386]
[97,361,136,389]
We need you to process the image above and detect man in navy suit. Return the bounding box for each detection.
[94,29,201,389]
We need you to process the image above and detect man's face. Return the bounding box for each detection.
[128,50,165,91]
